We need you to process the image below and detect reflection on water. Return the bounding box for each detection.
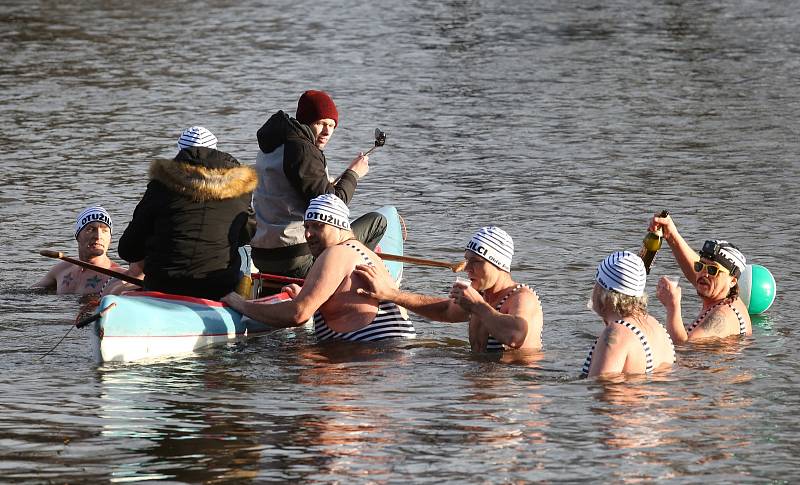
[95,360,260,482]
[591,377,675,452]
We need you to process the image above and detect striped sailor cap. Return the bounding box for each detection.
[304,194,350,230]
[465,226,514,272]
[74,206,112,239]
[177,126,218,151]
[596,251,647,297]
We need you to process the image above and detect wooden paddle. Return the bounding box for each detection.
[39,250,144,286]
[251,273,305,285]
[250,252,465,291]
[378,252,466,272]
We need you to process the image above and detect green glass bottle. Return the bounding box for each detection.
[639,210,670,274]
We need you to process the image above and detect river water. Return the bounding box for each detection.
[2,0,799,483]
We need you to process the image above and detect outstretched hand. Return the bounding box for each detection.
[353,264,396,300]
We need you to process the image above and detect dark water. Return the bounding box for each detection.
[2,1,799,482]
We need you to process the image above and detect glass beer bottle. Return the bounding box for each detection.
[639,210,670,274]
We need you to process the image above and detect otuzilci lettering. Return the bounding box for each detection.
[305,211,346,229]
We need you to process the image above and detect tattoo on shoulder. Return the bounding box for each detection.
[701,311,729,334]
[86,275,102,290]
[603,326,620,347]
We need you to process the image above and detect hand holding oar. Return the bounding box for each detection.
[378,252,466,272]
[363,128,386,156]
[39,250,143,286]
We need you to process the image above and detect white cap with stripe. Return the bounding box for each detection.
[304,194,350,230]
[596,251,647,297]
[177,126,218,150]
[74,206,112,239]
[465,226,514,272]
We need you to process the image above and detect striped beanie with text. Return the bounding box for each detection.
[304,194,350,230]
[465,226,514,272]
[74,206,112,239]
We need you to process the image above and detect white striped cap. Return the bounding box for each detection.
[177,126,218,150]
[465,226,514,272]
[304,194,350,230]
[596,251,647,297]
[74,206,112,239]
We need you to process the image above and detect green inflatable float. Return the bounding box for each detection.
[738,264,776,315]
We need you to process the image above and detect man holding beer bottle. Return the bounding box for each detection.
[648,213,752,342]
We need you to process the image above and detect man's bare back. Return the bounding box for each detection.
[313,240,396,333]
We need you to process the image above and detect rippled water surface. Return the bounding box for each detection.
[1,1,799,482]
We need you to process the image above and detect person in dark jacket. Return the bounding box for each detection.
[118,126,257,300]
[250,90,387,279]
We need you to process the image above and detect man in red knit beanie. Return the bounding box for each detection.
[250,90,386,283]
[295,90,339,128]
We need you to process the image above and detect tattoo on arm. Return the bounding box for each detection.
[61,273,74,288]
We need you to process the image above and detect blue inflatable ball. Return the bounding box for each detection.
[738,264,776,314]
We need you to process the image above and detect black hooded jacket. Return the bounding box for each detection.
[119,147,257,300]
[256,110,359,205]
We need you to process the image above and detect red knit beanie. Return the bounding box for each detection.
[296,90,339,127]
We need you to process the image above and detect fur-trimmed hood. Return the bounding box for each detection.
[149,147,257,202]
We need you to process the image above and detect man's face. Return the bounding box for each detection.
[77,222,111,259]
[309,119,336,149]
[304,220,339,257]
[462,250,499,291]
[694,257,735,300]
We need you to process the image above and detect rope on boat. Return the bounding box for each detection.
[37,303,117,361]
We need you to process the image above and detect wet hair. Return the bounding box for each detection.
[596,286,648,318]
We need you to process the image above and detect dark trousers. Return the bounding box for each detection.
[252,211,387,280]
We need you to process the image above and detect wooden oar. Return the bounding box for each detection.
[251,273,305,285]
[39,250,144,286]
[378,252,466,272]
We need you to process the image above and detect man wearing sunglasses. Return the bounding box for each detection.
[649,213,752,343]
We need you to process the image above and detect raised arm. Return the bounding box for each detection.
[650,213,699,285]
[285,143,360,205]
[353,264,468,322]
[656,275,688,343]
